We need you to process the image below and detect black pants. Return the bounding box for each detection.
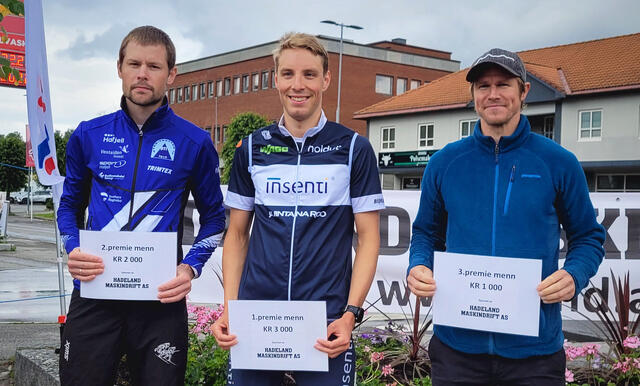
[428,335,566,386]
[59,289,188,386]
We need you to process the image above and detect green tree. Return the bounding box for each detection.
[55,129,73,176]
[0,131,27,195]
[0,0,24,85]
[220,112,270,184]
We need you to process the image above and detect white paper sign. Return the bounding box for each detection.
[79,230,177,301]
[228,300,328,372]
[433,252,542,336]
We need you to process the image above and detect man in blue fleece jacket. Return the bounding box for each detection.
[407,48,605,385]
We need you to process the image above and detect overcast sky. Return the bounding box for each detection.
[0,0,638,137]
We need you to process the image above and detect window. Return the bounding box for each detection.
[177,87,183,103]
[216,80,223,97]
[224,78,231,95]
[418,123,434,148]
[208,81,214,98]
[596,174,640,192]
[410,80,421,90]
[192,85,198,101]
[214,126,222,145]
[169,89,175,104]
[460,119,476,138]
[184,86,190,102]
[543,116,554,139]
[242,75,249,93]
[381,127,395,150]
[396,78,407,95]
[272,70,276,88]
[199,83,206,99]
[262,71,269,89]
[375,75,393,95]
[579,110,602,140]
[382,174,395,190]
[234,76,241,94]
[252,73,259,91]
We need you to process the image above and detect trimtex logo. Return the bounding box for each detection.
[260,145,288,154]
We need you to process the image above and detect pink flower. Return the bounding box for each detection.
[363,346,371,353]
[381,364,394,376]
[565,369,574,382]
[614,358,632,373]
[370,351,385,363]
[624,336,640,349]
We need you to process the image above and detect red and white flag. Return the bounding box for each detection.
[25,0,63,186]
[25,124,35,167]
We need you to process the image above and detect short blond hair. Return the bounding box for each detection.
[273,32,329,74]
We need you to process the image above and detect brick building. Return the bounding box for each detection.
[169,36,460,155]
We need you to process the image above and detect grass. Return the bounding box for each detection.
[34,212,55,221]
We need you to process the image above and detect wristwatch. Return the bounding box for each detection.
[343,305,364,323]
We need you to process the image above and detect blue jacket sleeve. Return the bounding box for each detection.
[181,137,226,278]
[56,124,91,254]
[408,154,448,276]
[556,154,605,294]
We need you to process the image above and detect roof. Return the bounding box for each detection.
[355,33,640,119]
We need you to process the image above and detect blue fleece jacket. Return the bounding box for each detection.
[409,115,605,358]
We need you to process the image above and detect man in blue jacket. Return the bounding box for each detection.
[57,26,225,385]
[407,48,605,385]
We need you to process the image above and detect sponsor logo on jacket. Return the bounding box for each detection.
[99,160,126,169]
[307,144,342,153]
[260,145,288,154]
[103,133,125,144]
[268,210,327,218]
[265,177,328,194]
[151,139,176,161]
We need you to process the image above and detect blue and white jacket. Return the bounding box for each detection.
[409,114,605,358]
[58,97,226,290]
[225,113,385,320]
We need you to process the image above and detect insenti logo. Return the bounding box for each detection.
[260,145,288,155]
[307,144,342,153]
[266,177,328,194]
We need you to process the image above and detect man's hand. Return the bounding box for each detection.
[315,313,354,358]
[408,265,436,297]
[210,310,237,350]
[537,269,575,303]
[67,248,104,281]
[157,264,194,303]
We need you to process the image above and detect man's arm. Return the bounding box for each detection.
[315,210,380,358]
[538,153,605,303]
[158,136,225,303]
[56,125,106,281]
[407,156,447,298]
[210,208,253,349]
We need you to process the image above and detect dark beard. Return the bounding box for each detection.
[126,93,163,108]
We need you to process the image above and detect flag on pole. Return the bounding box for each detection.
[25,0,63,186]
[25,124,35,167]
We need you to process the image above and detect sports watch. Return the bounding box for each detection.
[343,305,364,323]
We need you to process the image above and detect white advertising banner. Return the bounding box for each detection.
[188,189,640,322]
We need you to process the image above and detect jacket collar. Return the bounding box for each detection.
[277,110,327,140]
[472,114,531,154]
[119,95,171,132]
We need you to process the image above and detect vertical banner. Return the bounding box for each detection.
[25,124,35,167]
[25,0,63,186]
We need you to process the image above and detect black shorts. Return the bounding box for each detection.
[227,339,356,385]
[59,289,188,386]
[428,334,566,386]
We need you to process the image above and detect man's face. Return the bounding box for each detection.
[472,66,529,129]
[275,48,330,126]
[118,41,176,108]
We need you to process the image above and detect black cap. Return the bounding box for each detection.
[466,48,526,83]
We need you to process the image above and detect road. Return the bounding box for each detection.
[0,204,71,323]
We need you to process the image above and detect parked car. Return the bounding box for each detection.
[9,191,28,204]
[16,190,52,204]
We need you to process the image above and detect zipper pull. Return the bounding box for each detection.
[509,165,516,182]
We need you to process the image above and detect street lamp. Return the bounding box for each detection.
[321,20,363,124]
